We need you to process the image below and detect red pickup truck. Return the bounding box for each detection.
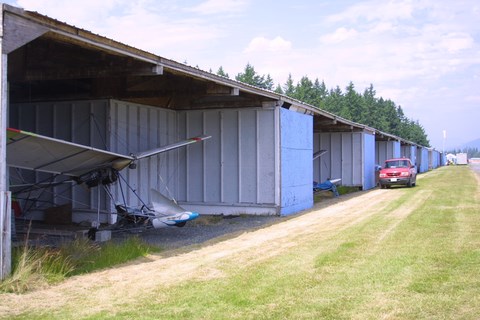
[379,158,417,188]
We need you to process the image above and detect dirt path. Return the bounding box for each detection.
[0,172,441,318]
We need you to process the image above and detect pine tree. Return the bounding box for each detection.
[235,63,272,89]
[274,83,284,94]
[216,66,229,78]
[283,73,295,97]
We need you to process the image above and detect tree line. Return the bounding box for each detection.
[213,63,430,147]
[447,147,480,158]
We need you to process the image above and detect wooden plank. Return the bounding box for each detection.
[17,228,88,239]
[3,12,48,54]
[1,7,12,279]
[1,192,11,280]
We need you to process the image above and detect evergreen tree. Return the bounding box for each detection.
[283,73,295,97]
[216,66,229,78]
[294,76,315,105]
[324,86,347,118]
[345,82,366,124]
[226,62,430,145]
[274,83,284,94]
[363,84,386,130]
[312,78,328,109]
[264,74,275,91]
[235,63,273,90]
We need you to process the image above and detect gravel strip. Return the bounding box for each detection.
[112,214,286,250]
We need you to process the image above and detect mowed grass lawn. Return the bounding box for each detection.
[7,166,480,319]
[123,166,479,320]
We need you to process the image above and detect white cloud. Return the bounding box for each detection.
[437,32,474,53]
[13,0,226,61]
[100,11,222,59]
[16,0,125,26]
[326,0,414,24]
[465,95,480,102]
[243,36,292,53]
[319,27,358,44]
[313,0,480,88]
[188,0,249,15]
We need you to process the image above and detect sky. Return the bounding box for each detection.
[4,0,480,150]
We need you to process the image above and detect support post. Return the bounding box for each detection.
[1,192,11,280]
[1,8,12,279]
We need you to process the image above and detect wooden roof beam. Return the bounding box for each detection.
[205,83,239,96]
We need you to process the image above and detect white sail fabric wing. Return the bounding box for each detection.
[6,128,133,176]
[7,128,210,178]
[149,189,186,217]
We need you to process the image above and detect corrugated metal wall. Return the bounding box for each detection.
[108,100,178,209]
[428,149,441,169]
[280,108,312,215]
[313,132,365,187]
[401,145,417,166]
[376,140,401,166]
[177,108,278,214]
[417,147,429,173]
[10,100,281,219]
[9,100,109,221]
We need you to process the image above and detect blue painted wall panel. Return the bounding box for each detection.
[410,146,417,165]
[423,148,429,172]
[280,108,313,216]
[363,133,376,190]
[429,150,441,169]
[393,141,401,158]
[417,147,429,173]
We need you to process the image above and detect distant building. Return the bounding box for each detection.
[469,158,480,164]
[456,153,468,165]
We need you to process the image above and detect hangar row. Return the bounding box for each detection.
[0,4,443,226]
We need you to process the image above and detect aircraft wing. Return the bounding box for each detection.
[313,149,328,160]
[6,128,133,177]
[7,128,211,178]
[134,135,211,159]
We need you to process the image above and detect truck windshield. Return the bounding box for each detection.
[385,160,409,168]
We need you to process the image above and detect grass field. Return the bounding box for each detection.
[128,166,479,320]
[1,165,479,319]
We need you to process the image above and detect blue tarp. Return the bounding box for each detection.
[313,180,339,197]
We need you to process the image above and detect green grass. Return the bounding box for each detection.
[65,236,159,275]
[3,166,480,319]
[0,236,158,293]
[109,167,480,319]
[0,243,75,293]
[314,185,359,202]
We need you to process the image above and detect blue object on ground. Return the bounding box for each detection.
[313,180,339,197]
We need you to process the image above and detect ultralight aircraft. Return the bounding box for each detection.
[6,127,210,230]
